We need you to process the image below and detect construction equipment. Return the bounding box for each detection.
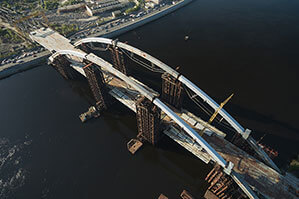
[199,94,234,136]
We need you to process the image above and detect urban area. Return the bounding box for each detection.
[0,0,178,66]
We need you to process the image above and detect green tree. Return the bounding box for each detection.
[44,0,59,10]
[62,0,82,6]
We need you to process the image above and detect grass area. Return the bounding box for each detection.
[97,17,110,25]
[125,0,145,14]
[0,0,63,11]
[1,0,39,12]
[125,5,140,14]
[50,23,79,36]
[43,0,59,10]
[62,0,83,6]
[0,28,23,43]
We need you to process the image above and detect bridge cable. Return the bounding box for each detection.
[183,85,237,133]
[119,48,164,73]
[86,43,110,51]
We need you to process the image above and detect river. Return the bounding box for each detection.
[0,0,299,198]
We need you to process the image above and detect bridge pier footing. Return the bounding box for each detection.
[161,72,184,110]
[83,63,109,111]
[136,97,161,145]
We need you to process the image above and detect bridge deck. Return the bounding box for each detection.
[29,28,299,199]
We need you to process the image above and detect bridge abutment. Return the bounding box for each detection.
[136,97,161,145]
[161,72,184,110]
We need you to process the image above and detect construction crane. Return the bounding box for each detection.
[198,93,234,136]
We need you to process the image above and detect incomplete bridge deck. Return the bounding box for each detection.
[30,28,299,199]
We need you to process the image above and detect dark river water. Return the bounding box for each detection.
[1,0,299,198]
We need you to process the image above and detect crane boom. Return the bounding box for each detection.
[199,93,234,136]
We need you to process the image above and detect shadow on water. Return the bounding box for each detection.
[228,102,299,140]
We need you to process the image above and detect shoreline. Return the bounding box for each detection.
[0,51,50,80]
[100,0,193,38]
[0,0,192,80]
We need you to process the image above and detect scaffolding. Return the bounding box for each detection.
[161,72,184,109]
[136,97,161,145]
[79,43,91,54]
[205,165,249,199]
[110,46,128,75]
[83,64,108,111]
[50,55,76,80]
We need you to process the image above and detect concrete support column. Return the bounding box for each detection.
[136,97,161,145]
[110,46,128,75]
[50,55,76,80]
[161,72,184,109]
[83,64,108,111]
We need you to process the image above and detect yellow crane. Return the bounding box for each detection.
[198,93,234,136]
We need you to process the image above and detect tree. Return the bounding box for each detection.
[44,0,59,10]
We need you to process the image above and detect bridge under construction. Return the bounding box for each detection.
[29,28,298,199]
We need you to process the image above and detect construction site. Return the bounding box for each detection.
[26,27,299,199]
[1,1,299,198]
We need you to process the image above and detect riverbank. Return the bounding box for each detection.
[0,51,49,80]
[0,0,192,80]
[100,0,193,38]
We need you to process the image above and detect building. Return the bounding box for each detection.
[112,10,122,18]
[145,1,155,8]
[87,0,129,16]
[57,3,86,14]
[145,0,161,5]
[85,5,93,16]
